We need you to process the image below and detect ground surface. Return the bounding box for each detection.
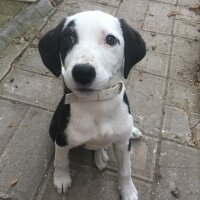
[0,0,29,27]
[0,0,200,200]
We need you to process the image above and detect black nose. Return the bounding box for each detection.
[72,64,96,85]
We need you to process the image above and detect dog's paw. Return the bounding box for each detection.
[119,180,138,200]
[53,169,72,194]
[131,127,142,139]
[94,148,109,170]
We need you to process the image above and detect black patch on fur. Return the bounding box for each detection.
[128,138,132,151]
[123,92,131,114]
[119,19,146,79]
[60,20,78,65]
[38,19,78,77]
[49,94,70,147]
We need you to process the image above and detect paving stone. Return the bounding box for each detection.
[189,113,200,148]
[167,79,200,113]
[35,0,54,17]
[127,70,166,101]
[41,163,152,200]
[16,47,53,77]
[178,0,200,7]
[141,31,172,54]
[143,2,175,35]
[175,6,200,24]
[41,11,67,33]
[91,0,121,7]
[0,108,53,200]
[162,105,191,143]
[136,51,170,77]
[0,69,63,111]
[155,141,200,200]
[173,20,200,40]
[126,71,165,135]
[117,0,148,28]
[172,37,199,63]
[58,0,116,15]
[169,56,197,82]
[107,136,158,181]
[157,0,177,4]
[0,40,29,81]
[0,99,28,155]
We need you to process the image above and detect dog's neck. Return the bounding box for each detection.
[64,82,123,104]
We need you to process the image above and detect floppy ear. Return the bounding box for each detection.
[120,19,146,79]
[38,19,65,77]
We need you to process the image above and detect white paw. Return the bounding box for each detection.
[94,148,109,170]
[131,127,142,139]
[53,169,72,194]
[119,181,138,200]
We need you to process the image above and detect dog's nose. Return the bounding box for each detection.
[72,64,96,85]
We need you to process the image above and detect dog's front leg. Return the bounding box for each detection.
[114,141,138,200]
[54,144,72,194]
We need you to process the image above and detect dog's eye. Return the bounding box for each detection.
[105,34,117,46]
[65,34,75,44]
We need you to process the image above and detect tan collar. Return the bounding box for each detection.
[65,82,123,104]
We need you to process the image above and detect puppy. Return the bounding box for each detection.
[39,10,146,200]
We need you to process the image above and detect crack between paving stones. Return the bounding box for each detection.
[150,1,179,199]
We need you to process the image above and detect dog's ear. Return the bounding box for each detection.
[38,19,65,77]
[119,19,146,79]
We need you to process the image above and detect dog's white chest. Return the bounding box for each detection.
[65,98,132,149]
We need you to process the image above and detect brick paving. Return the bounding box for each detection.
[0,0,200,200]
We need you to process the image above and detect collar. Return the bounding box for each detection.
[65,82,123,104]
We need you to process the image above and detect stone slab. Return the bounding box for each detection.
[41,163,152,200]
[189,113,200,148]
[178,0,200,7]
[16,47,53,77]
[58,0,116,15]
[91,0,121,7]
[126,71,164,136]
[0,40,29,81]
[0,107,53,200]
[0,99,28,155]
[136,51,170,77]
[143,2,175,35]
[127,70,166,101]
[167,79,200,113]
[0,69,63,111]
[117,0,148,29]
[169,55,197,83]
[173,20,199,40]
[41,11,67,33]
[107,136,158,181]
[141,31,172,54]
[162,105,191,143]
[171,37,199,63]
[0,0,28,27]
[157,0,177,4]
[175,6,200,24]
[155,141,200,200]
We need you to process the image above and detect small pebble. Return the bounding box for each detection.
[171,187,180,198]
[151,32,156,37]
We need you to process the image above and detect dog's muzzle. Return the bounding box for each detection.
[64,82,123,104]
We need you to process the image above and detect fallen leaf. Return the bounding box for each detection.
[10,179,18,187]
[167,10,179,17]
[189,5,200,12]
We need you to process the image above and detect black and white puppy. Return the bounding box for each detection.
[39,11,146,200]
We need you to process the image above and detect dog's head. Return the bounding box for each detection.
[39,11,146,92]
